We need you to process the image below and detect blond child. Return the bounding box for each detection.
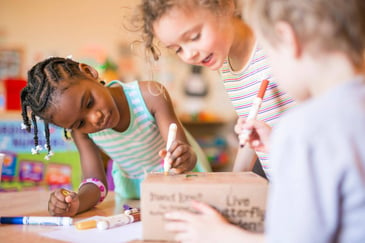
[164,0,365,242]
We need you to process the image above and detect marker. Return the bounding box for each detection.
[96,212,141,230]
[239,79,269,147]
[164,123,177,175]
[0,216,73,226]
[61,188,71,197]
[75,219,97,230]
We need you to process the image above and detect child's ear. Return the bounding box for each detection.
[78,63,99,79]
[275,21,301,58]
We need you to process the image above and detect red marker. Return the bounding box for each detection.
[239,79,269,147]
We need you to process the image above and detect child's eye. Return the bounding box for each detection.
[175,47,182,54]
[86,96,94,108]
[191,33,200,41]
[78,120,85,129]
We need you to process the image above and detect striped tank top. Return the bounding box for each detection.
[89,80,211,199]
[89,80,165,198]
[220,43,296,178]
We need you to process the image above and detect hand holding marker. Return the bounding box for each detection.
[239,79,269,147]
[0,189,74,226]
[164,123,177,175]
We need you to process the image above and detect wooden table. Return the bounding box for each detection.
[0,190,140,243]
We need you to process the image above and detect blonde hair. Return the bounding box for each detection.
[244,0,365,67]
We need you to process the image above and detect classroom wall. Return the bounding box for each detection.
[0,0,135,69]
[0,0,236,119]
[0,0,239,177]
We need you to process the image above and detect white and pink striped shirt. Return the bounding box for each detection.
[220,43,296,178]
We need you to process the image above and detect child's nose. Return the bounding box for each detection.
[89,110,104,127]
[183,48,198,62]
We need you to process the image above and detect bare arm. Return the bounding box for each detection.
[71,130,108,213]
[140,81,197,172]
[48,130,108,216]
[232,145,257,172]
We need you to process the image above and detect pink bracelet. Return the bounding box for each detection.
[79,178,107,204]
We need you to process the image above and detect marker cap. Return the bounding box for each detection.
[0,217,23,224]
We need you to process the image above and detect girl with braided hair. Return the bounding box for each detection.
[21,56,211,216]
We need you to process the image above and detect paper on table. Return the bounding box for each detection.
[40,217,142,243]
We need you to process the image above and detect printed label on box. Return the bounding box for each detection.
[141,172,268,241]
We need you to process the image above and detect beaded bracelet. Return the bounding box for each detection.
[79,178,107,204]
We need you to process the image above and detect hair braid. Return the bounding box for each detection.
[30,112,40,152]
[44,120,53,159]
[20,57,84,159]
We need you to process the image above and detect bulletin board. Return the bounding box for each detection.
[0,47,23,80]
[0,119,81,192]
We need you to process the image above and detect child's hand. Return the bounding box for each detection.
[235,117,272,153]
[165,201,244,243]
[48,188,79,217]
[159,140,197,174]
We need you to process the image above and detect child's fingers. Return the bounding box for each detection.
[234,117,247,133]
[50,190,69,206]
[159,149,167,158]
[165,211,194,223]
[241,119,256,130]
[165,220,189,232]
[60,188,76,203]
[65,192,77,203]
[170,142,190,159]
[251,139,261,147]
[51,205,69,215]
[190,201,219,216]
[171,152,189,168]
[48,195,69,215]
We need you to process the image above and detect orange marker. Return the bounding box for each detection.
[239,79,269,147]
[75,219,97,230]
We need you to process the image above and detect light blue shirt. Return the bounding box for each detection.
[267,77,365,243]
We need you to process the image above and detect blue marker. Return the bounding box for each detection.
[0,216,73,226]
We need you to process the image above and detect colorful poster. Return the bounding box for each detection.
[0,120,81,191]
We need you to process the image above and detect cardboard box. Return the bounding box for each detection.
[141,172,268,241]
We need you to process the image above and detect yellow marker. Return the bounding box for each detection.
[75,219,97,230]
[61,188,71,196]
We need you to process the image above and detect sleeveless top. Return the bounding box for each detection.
[89,80,211,199]
[219,43,296,178]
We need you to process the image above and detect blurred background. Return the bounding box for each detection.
[0,0,239,192]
